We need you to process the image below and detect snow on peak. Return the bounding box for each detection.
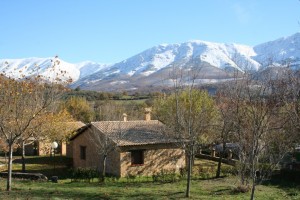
[254,32,300,65]
[0,57,110,83]
[1,32,300,91]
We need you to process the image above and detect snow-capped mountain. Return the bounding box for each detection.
[91,41,260,77]
[0,57,109,83]
[254,32,300,68]
[1,32,300,91]
[72,41,261,90]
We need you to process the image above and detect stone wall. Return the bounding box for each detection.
[120,148,185,177]
[37,141,66,156]
[71,128,185,178]
[72,128,99,169]
[66,142,73,158]
[71,127,120,175]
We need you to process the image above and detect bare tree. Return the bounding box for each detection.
[84,122,120,182]
[218,68,294,199]
[0,59,69,191]
[154,62,218,197]
[214,90,236,178]
[83,108,127,182]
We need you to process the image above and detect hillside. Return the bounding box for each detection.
[1,32,300,91]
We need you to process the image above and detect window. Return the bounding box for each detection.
[80,146,86,160]
[131,150,144,165]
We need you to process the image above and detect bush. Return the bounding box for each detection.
[152,169,179,183]
[70,168,99,182]
[233,185,250,193]
[221,165,238,176]
[193,165,215,179]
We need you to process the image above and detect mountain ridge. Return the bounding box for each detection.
[1,32,299,91]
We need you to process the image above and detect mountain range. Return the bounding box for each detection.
[1,32,300,91]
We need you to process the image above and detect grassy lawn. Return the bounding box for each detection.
[0,176,299,200]
[0,156,299,199]
[1,155,72,179]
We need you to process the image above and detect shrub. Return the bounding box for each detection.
[193,165,215,179]
[179,167,187,178]
[70,168,99,182]
[233,185,250,193]
[221,165,238,176]
[152,169,179,183]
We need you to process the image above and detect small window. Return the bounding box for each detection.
[80,146,86,160]
[131,150,144,165]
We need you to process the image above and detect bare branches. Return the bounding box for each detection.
[0,57,70,191]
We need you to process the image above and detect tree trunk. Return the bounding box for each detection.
[250,177,256,200]
[216,143,226,178]
[101,154,107,182]
[185,153,192,198]
[21,141,26,173]
[6,142,13,191]
[250,156,256,200]
[185,145,194,198]
[216,154,222,178]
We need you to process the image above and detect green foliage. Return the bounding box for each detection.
[62,96,94,123]
[220,165,238,176]
[63,90,111,101]
[63,89,155,102]
[70,168,99,182]
[154,89,218,143]
[94,100,148,121]
[152,169,179,183]
[193,165,215,179]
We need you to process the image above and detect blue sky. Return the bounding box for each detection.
[1,0,299,64]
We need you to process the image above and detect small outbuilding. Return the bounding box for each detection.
[22,121,86,156]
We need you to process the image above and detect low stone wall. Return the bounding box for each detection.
[0,172,48,181]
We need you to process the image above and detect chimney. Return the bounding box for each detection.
[123,113,127,122]
[144,108,152,121]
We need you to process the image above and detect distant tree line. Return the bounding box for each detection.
[63,88,165,101]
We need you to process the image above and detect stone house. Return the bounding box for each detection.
[69,112,185,177]
[23,121,86,156]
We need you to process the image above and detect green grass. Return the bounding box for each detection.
[0,176,299,199]
[1,156,72,179]
[0,156,299,199]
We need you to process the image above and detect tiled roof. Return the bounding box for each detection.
[91,120,177,146]
[68,122,88,140]
[67,121,86,130]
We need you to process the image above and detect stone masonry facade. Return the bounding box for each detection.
[120,148,185,177]
[71,127,186,177]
